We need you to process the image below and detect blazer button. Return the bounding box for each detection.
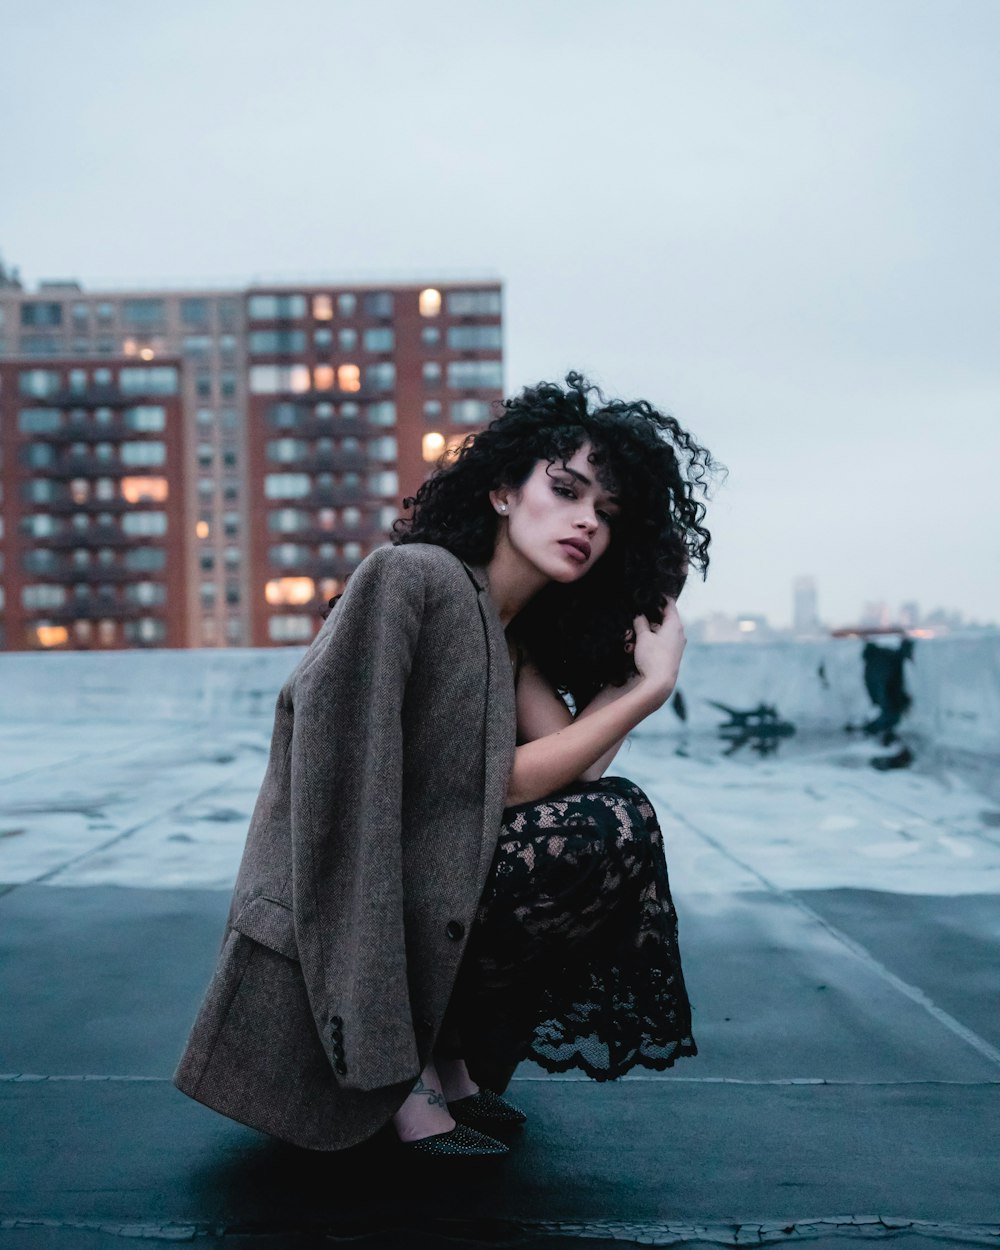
[335,1060,347,1075]
[330,1016,343,1029]
[445,920,465,941]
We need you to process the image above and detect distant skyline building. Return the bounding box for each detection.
[0,267,503,650]
[792,574,820,637]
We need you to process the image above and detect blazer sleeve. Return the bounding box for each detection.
[289,544,426,1092]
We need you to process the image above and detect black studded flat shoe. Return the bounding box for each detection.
[404,1123,508,1157]
[449,1088,527,1129]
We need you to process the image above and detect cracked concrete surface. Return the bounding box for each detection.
[1,655,998,1247]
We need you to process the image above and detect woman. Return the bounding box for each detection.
[175,372,717,1158]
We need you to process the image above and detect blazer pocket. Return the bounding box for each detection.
[231,895,299,962]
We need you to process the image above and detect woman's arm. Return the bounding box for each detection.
[506,604,684,806]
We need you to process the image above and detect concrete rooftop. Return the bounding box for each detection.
[1,649,998,1249]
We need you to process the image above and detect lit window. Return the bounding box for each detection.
[265,576,316,605]
[317,507,337,530]
[74,620,93,643]
[338,364,361,392]
[121,476,169,503]
[423,432,446,462]
[314,365,335,390]
[318,577,343,600]
[34,625,69,648]
[97,620,117,646]
[313,294,333,320]
[419,288,442,317]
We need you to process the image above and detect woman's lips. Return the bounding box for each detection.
[558,539,590,563]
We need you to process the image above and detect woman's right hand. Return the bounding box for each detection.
[630,598,686,700]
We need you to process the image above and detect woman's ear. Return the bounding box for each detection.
[488,487,510,516]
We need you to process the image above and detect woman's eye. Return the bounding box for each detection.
[553,485,576,499]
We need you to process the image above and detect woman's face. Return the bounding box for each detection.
[492,441,621,583]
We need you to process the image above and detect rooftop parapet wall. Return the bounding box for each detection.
[1,634,998,759]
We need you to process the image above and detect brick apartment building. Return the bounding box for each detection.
[0,262,503,649]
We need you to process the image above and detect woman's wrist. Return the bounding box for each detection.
[632,673,676,712]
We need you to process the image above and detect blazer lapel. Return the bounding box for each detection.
[461,560,517,884]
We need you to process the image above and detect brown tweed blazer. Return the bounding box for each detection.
[173,542,517,1150]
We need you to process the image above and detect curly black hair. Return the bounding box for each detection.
[391,372,722,710]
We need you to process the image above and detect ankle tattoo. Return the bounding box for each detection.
[411,1076,448,1109]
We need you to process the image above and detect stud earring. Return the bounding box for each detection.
[498,504,507,514]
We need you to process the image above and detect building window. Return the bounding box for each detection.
[267,505,306,530]
[21,302,63,327]
[220,407,238,429]
[248,293,306,320]
[181,298,211,326]
[23,584,67,609]
[313,294,333,320]
[368,469,399,497]
[249,329,306,353]
[363,292,394,319]
[265,576,315,605]
[446,290,501,316]
[18,370,61,399]
[314,327,333,348]
[24,443,55,468]
[337,364,361,393]
[422,361,441,385]
[337,293,356,316]
[342,506,361,528]
[223,511,240,536]
[249,364,311,394]
[447,360,502,389]
[72,303,90,326]
[366,363,395,392]
[183,335,213,358]
[264,473,311,499]
[121,511,168,536]
[18,408,62,433]
[121,476,169,503]
[121,441,167,466]
[219,370,237,398]
[369,435,397,462]
[125,582,166,606]
[218,298,239,329]
[124,405,166,431]
[224,546,240,566]
[267,438,307,464]
[122,299,165,327]
[367,401,396,426]
[314,365,335,391]
[269,614,313,642]
[225,619,243,643]
[31,625,70,649]
[125,547,167,571]
[269,543,309,567]
[448,324,502,350]
[450,398,493,424]
[419,288,442,317]
[363,327,394,352]
[423,432,446,462]
[124,619,167,644]
[421,325,441,345]
[120,366,179,395]
[423,400,442,420]
[338,328,358,351]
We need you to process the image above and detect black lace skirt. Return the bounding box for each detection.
[448,775,697,1082]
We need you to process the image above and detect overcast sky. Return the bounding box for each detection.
[2,0,997,627]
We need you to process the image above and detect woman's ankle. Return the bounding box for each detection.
[393,1065,456,1142]
[435,1056,480,1102]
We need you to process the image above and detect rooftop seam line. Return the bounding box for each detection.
[1,756,264,896]
[655,794,1000,1071]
